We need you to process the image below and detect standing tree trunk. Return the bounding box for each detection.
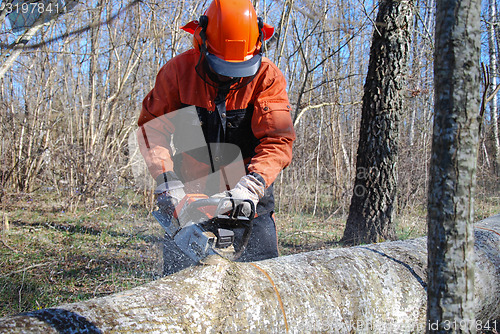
[488,0,500,175]
[427,0,481,331]
[342,0,413,245]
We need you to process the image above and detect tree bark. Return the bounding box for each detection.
[0,216,499,334]
[428,0,481,331]
[342,0,413,245]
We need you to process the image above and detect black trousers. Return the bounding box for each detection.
[162,212,278,276]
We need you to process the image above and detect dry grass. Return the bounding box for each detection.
[0,190,163,317]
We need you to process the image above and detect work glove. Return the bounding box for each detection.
[155,172,186,217]
[212,173,265,218]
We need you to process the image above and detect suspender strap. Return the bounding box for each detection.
[215,87,229,137]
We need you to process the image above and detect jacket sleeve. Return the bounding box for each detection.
[137,61,182,180]
[248,64,296,187]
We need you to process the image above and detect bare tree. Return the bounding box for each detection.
[488,0,500,174]
[0,0,78,80]
[341,0,413,245]
[426,0,481,330]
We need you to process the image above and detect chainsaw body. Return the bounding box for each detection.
[153,194,255,263]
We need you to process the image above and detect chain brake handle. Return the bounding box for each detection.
[177,196,219,222]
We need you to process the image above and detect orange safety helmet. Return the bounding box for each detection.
[181,0,274,78]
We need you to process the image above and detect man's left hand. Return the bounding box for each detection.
[211,174,265,218]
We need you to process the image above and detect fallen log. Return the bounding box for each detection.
[0,215,499,333]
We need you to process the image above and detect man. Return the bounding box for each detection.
[138,0,295,275]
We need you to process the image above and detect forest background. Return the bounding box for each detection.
[0,0,498,316]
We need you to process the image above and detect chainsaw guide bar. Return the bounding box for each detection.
[153,196,255,263]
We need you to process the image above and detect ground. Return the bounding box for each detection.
[0,189,498,318]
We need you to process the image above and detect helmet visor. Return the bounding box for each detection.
[205,52,262,78]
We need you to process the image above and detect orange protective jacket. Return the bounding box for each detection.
[138,49,295,192]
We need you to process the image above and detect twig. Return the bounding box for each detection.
[87,205,109,216]
[116,228,148,251]
[1,239,19,253]
[283,230,338,239]
[1,262,56,279]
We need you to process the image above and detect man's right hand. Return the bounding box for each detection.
[156,192,178,216]
[156,187,186,214]
[155,172,186,217]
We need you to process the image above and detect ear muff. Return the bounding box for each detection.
[199,15,208,30]
[198,15,209,54]
[257,17,264,52]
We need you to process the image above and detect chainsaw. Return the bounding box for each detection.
[152,194,255,263]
